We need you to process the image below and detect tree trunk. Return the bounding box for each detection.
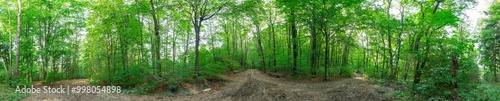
[223,21,231,56]
[209,23,216,62]
[6,0,13,81]
[321,0,330,80]
[172,29,177,65]
[271,18,277,73]
[494,45,498,82]
[310,18,317,77]
[323,31,330,80]
[120,34,128,71]
[232,22,238,58]
[291,11,298,76]
[341,43,349,76]
[184,29,190,65]
[239,26,244,66]
[414,0,441,85]
[255,24,266,71]
[194,19,201,77]
[450,54,459,99]
[413,3,425,85]
[395,2,405,80]
[107,29,112,82]
[149,0,161,77]
[52,58,57,81]
[387,0,395,79]
[14,0,22,83]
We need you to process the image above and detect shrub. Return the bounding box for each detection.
[339,66,354,77]
[92,64,146,88]
[460,84,500,100]
[0,85,29,100]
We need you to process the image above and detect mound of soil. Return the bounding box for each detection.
[224,74,286,101]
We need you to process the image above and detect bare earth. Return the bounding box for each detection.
[24,69,391,101]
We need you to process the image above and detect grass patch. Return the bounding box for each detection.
[0,85,30,101]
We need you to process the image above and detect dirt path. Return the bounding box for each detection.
[23,69,391,101]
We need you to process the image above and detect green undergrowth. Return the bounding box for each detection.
[459,83,500,100]
[268,64,355,79]
[89,54,239,96]
[0,84,30,101]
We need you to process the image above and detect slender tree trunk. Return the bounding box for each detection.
[194,19,201,77]
[323,29,329,80]
[223,21,231,56]
[172,30,177,65]
[232,22,238,58]
[6,0,13,81]
[395,2,405,80]
[387,0,396,79]
[310,18,317,77]
[120,34,127,71]
[413,3,425,85]
[184,29,190,65]
[107,30,112,82]
[255,24,266,71]
[244,39,248,68]
[414,0,441,85]
[209,23,216,62]
[494,45,498,82]
[52,58,57,81]
[138,15,146,67]
[271,18,277,73]
[321,0,330,80]
[149,0,161,77]
[287,24,292,68]
[2,56,8,79]
[14,0,22,83]
[450,54,459,99]
[291,11,298,76]
[239,27,244,66]
[341,44,349,76]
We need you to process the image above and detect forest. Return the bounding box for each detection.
[0,0,499,100]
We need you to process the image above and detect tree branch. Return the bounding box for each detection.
[202,0,228,20]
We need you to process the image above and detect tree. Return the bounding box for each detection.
[14,0,21,83]
[481,2,500,82]
[182,0,229,77]
[149,0,162,77]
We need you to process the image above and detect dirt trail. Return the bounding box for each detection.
[23,69,391,101]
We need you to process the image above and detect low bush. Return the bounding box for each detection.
[459,83,500,100]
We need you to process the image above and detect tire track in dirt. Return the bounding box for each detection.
[23,69,391,101]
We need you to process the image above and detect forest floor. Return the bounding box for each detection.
[23,69,392,101]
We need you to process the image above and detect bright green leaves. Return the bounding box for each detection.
[429,9,459,28]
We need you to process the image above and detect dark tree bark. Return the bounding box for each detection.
[254,24,266,71]
[450,54,459,99]
[149,0,162,77]
[387,0,396,79]
[270,15,277,72]
[321,0,330,80]
[290,11,298,76]
[310,16,318,78]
